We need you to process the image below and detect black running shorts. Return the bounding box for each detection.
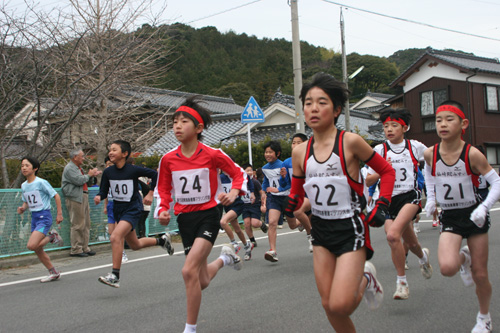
[440,205,490,238]
[177,206,220,255]
[310,214,373,260]
[388,189,422,220]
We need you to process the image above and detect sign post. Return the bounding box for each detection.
[241,96,265,165]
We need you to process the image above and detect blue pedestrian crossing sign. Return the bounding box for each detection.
[241,96,265,123]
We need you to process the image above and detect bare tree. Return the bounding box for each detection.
[59,0,174,168]
[0,0,174,187]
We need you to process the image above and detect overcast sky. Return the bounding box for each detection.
[5,0,500,59]
[161,0,500,59]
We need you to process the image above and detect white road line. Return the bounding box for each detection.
[0,232,297,288]
[418,207,500,223]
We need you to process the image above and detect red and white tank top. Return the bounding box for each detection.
[380,139,420,196]
[432,143,479,210]
[303,130,365,219]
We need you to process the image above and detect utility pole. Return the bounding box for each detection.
[290,0,305,133]
[340,7,350,132]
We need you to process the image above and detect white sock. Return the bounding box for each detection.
[418,250,428,265]
[219,254,230,266]
[183,323,197,333]
[478,312,491,320]
[397,275,407,285]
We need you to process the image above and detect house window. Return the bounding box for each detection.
[423,119,436,132]
[420,91,434,116]
[485,85,499,112]
[486,146,500,165]
[420,88,447,132]
[420,89,448,116]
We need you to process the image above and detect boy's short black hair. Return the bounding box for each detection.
[292,133,308,142]
[112,140,132,159]
[379,108,412,127]
[21,156,40,175]
[173,95,212,140]
[104,156,111,164]
[300,72,350,125]
[439,100,464,111]
[264,140,282,158]
[241,163,252,170]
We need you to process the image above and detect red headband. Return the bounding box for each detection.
[176,106,204,126]
[383,116,407,127]
[436,105,466,119]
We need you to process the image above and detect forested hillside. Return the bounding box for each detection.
[146,23,429,105]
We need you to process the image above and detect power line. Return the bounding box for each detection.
[322,0,500,42]
[186,0,262,25]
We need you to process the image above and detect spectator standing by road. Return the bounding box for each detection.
[61,148,101,257]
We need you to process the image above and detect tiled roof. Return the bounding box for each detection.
[354,105,386,113]
[145,113,246,155]
[390,48,500,87]
[428,49,500,75]
[4,138,43,159]
[268,88,295,109]
[120,86,243,115]
[364,91,395,102]
[37,86,244,118]
[145,108,384,156]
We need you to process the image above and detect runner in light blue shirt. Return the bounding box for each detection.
[18,156,63,283]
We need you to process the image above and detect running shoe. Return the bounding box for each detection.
[161,233,174,256]
[420,248,433,279]
[221,244,242,271]
[405,260,409,270]
[298,224,305,232]
[98,273,120,288]
[231,242,241,254]
[432,219,439,227]
[48,229,63,246]
[260,222,268,233]
[277,224,283,229]
[40,271,60,283]
[307,234,313,253]
[243,241,254,261]
[264,250,278,262]
[393,281,409,300]
[460,245,474,287]
[472,312,492,333]
[122,251,129,263]
[413,223,420,234]
[363,262,384,310]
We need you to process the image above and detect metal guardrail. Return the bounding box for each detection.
[0,188,179,258]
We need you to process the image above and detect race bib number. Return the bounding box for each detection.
[109,180,134,202]
[221,182,232,194]
[241,191,252,203]
[24,190,43,210]
[304,177,353,219]
[172,168,211,205]
[268,175,280,189]
[437,182,476,209]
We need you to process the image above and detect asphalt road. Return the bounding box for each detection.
[1,205,499,332]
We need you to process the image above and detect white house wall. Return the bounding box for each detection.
[404,60,500,92]
[353,97,381,109]
[266,112,296,126]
